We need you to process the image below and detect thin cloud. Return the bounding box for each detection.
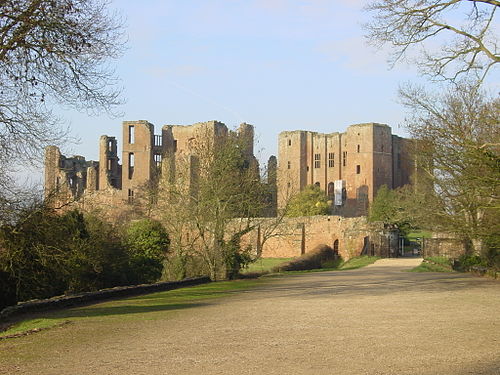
[145,65,207,79]
[316,36,393,73]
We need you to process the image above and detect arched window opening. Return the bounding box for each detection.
[333,239,339,253]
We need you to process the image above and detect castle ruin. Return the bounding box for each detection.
[45,120,268,219]
[44,120,413,259]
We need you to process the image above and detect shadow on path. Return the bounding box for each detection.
[240,260,499,301]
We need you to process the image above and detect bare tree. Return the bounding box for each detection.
[399,82,499,254]
[154,127,269,280]
[365,0,499,82]
[0,0,124,218]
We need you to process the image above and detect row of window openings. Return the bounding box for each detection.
[288,154,400,172]
[128,125,167,148]
[288,139,364,155]
[286,138,389,154]
[287,159,361,174]
[286,153,348,169]
[127,153,163,179]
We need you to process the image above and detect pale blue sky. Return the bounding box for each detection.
[56,0,423,172]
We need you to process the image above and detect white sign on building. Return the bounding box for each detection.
[334,180,346,206]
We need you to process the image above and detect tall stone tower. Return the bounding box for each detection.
[121,120,155,202]
[98,136,121,189]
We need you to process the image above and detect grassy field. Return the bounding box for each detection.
[0,279,264,338]
[244,255,380,275]
[338,256,380,270]
[408,256,454,273]
[259,255,381,276]
[2,256,382,339]
[243,257,293,273]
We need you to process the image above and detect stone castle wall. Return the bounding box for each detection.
[422,238,466,259]
[235,216,398,260]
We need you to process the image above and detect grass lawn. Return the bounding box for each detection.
[408,257,454,273]
[338,256,380,270]
[243,257,293,273]
[1,256,381,339]
[261,256,381,276]
[0,279,264,339]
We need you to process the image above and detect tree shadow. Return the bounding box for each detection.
[51,302,208,319]
[240,268,498,301]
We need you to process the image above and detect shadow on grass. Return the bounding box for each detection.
[56,302,208,319]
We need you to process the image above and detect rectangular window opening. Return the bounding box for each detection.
[328,153,334,168]
[128,125,135,144]
[287,161,291,169]
[128,189,134,203]
[154,135,162,147]
[128,153,134,179]
[356,165,361,174]
[154,153,162,168]
[343,151,347,167]
[314,153,321,168]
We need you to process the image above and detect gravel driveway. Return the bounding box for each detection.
[1,258,499,375]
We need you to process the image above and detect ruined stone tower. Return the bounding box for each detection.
[44,120,263,215]
[277,123,413,216]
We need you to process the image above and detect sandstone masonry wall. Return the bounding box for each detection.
[235,216,398,260]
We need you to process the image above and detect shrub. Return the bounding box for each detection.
[455,254,488,272]
[163,253,207,281]
[272,244,339,272]
[0,270,16,311]
[125,219,169,284]
[425,256,452,267]
[64,212,131,293]
[223,230,254,280]
[0,208,135,306]
[286,185,330,217]
[483,234,500,271]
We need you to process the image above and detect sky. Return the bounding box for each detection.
[35,0,431,181]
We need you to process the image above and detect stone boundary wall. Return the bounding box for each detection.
[0,277,210,321]
[235,216,398,260]
[422,238,466,259]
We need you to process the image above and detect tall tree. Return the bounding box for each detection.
[155,128,267,281]
[400,82,499,255]
[365,0,499,82]
[0,0,124,221]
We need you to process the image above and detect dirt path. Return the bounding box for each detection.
[2,258,500,375]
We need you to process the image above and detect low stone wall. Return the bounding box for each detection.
[235,216,398,260]
[422,238,466,259]
[0,277,210,321]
